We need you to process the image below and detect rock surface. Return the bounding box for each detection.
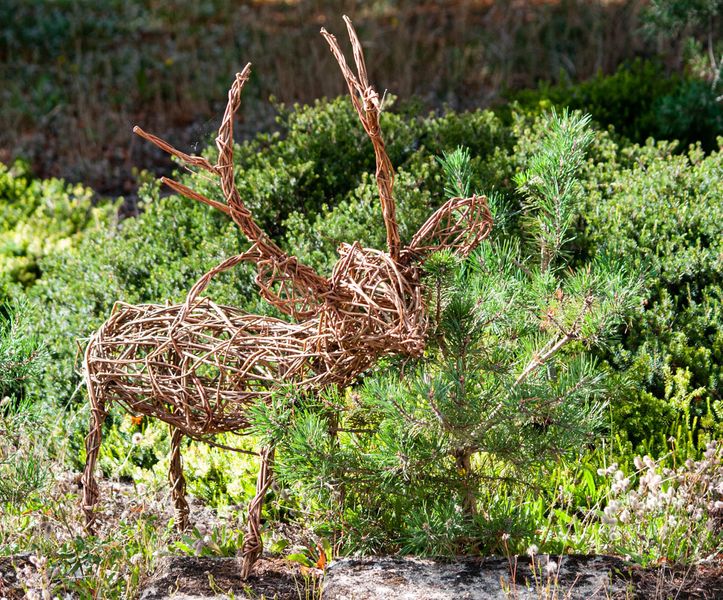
[322,555,630,600]
[138,554,632,599]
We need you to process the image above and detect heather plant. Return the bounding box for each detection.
[591,441,723,565]
[580,141,723,448]
[508,61,679,145]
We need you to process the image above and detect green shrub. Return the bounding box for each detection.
[508,61,675,142]
[0,160,117,296]
[653,80,723,151]
[509,60,722,151]
[580,140,723,448]
[182,97,509,239]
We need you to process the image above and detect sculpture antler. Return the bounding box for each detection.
[133,64,330,318]
[322,16,401,261]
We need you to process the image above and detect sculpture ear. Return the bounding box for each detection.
[405,195,493,261]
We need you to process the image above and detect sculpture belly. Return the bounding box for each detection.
[85,300,321,436]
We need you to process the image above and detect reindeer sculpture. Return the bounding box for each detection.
[81,17,492,578]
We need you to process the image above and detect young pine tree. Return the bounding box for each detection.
[250,110,643,556]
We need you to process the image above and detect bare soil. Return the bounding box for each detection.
[138,556,316,600]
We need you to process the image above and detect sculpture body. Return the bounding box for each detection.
[82,17,492,578]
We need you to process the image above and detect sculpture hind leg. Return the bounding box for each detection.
[81,386,106,532]
[240,446,274,579]
[169,425,191,531]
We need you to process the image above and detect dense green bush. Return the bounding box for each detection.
[509,60,722,151]
[0,160,116,296]
[581,140,723,447]
[185,97,509,239]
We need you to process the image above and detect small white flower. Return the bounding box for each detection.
[29,555,47,568]
[544,560,558,576]
[634,456,644,470]
[601,513,617,526]
[131,432,143,445]
[526,544,539,557]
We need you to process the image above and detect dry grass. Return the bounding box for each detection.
[0,0,659,194]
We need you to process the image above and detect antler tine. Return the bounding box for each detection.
[130,66,256,216]
[343,15,370,99]
[321,17,401,261]
[135,63,272,251]
[134,63,331,314]
[211,64,270,244]
[132,126,216,173]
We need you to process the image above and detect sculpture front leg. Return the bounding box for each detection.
[169,425,191,531]
[240,446,275,579]
[81,391,106,532]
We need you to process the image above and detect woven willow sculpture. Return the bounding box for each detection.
[81,17,492,578]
